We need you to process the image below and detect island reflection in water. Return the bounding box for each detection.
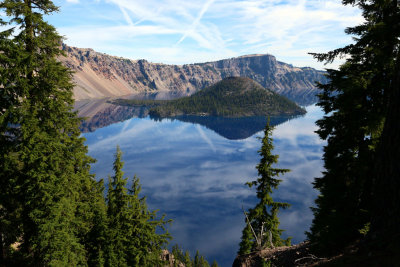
[82,104,325,266]
[77,99,302,140]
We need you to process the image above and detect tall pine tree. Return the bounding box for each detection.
[238,122,290,255]
[105,146,171,266]
[0,1,101,265]
[307,0,400,254]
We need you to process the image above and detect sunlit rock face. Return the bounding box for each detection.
[61,44,327,105]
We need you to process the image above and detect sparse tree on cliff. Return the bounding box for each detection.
[238,122,290,255]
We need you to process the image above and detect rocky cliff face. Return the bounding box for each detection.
[61,44,327,104]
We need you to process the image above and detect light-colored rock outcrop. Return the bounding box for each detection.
[61,44,327,104]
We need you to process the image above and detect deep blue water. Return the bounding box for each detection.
[83,105,325,266]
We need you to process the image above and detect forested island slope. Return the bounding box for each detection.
[114,77,305,118]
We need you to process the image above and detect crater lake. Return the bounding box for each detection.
[81,103,325,266]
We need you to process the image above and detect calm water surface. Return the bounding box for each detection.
[83,105,325,266]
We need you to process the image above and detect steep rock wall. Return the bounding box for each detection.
[60,44,326,104]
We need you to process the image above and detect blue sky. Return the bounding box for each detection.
[48,0,363,69]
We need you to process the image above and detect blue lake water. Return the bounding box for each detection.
[82,105,325,266]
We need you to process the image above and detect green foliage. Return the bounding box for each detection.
[307,0,400,253]
[0,2,173,266]
[105,146,171,267]
[0,0,101,265]
[238,122,291,255]
[115,77,305,118]
[358,222,370,237]
[85,180,108,267]
[171,244,217,267]
[238,224,254,255]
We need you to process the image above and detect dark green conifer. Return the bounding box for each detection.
[0,0,99,265]
[105,146,171,266]
[171,244,184,264]
[199,255,210,267]
[211,259,219,267]
[238,224,254,255]
[193,250,201,266]
[184,251,192,267]
[127,175,171,266]
[192,250,210,267]
[85,180,108,267]
[307,0,400,253]
[238,122,290,255]
[171,245,216,267]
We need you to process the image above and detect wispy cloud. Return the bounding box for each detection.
[52,0,363,69]
[196,124,216,152]
[176,0,215,45]
[118,5,134,26]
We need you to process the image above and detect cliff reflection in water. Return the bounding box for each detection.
[77,100,303,140]
[79,104,149,133]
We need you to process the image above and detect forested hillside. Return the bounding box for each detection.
[115,77,305,118]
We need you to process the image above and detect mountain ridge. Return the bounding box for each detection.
[60,44,327,104]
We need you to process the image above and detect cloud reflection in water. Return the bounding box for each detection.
[83,105,325,266]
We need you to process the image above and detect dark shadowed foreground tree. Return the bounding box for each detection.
[0,0,103,265]
[238,122,290,255]
[308,0,400,254]
[105,146,171,267]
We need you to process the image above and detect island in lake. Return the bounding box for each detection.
[113,77,306,118]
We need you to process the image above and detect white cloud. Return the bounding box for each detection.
[176,0,215,45]
[52,0,363,69]
[196,124,217,152]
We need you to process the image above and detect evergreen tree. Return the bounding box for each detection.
[238,224,254,255]
[193,250,201,267]
[183,251,193,267]
[85,180,108,267]
[105,146,171,266]
[171,245,216,267]
[199,255,210,267]
[307,0,400,253]
[105,146,128,266]
[238,122,290,255]
[364,1,400,250]
[192,250,210,267]
[0,0,100,265]
[126,175,171,266]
